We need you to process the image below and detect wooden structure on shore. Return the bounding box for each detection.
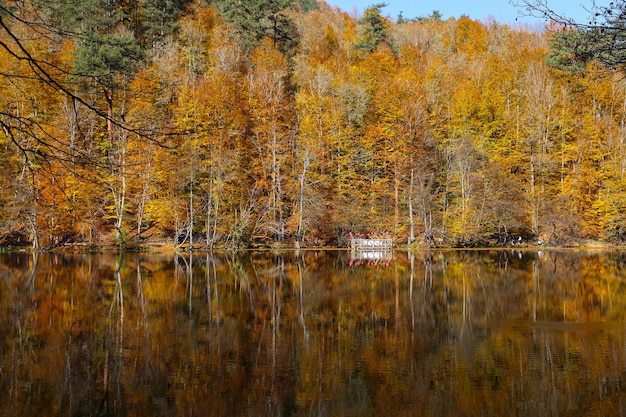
[349,238,393,263]
[350,238,393,251]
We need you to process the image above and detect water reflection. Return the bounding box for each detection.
[350,249,393,265]
[1,249,626,416]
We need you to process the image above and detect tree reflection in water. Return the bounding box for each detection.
[0,249,625,416]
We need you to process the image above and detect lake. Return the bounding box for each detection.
[1,249,625,416]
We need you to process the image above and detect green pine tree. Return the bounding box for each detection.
[355,3,392,54]
[210,0,299,56]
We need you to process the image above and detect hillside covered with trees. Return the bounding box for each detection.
[1,0,625,249]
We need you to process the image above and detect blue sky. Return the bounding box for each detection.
[326,0,612,27]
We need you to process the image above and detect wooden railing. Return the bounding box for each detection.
[350,238,393,251]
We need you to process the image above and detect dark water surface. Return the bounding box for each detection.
[1,249,626,416]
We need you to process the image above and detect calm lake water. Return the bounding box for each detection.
[1,249,626,416]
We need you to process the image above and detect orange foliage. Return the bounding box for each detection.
[1,2,626,248]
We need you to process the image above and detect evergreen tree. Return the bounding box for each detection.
[355,3,392,54]
[75,29,145,90]
[518,0,626,72]
[297,0,317,13]
[140,0,192,48]
[210,0,299,56]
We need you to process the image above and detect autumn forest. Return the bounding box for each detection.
[1,0,625,250]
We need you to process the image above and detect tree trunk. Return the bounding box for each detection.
[296,153,310,248]
[408,168,415,245]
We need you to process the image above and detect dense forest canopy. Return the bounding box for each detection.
[1,0,626,249]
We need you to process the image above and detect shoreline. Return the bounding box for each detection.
[1,240,622,254]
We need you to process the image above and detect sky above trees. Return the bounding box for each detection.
[328,0,612,25]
